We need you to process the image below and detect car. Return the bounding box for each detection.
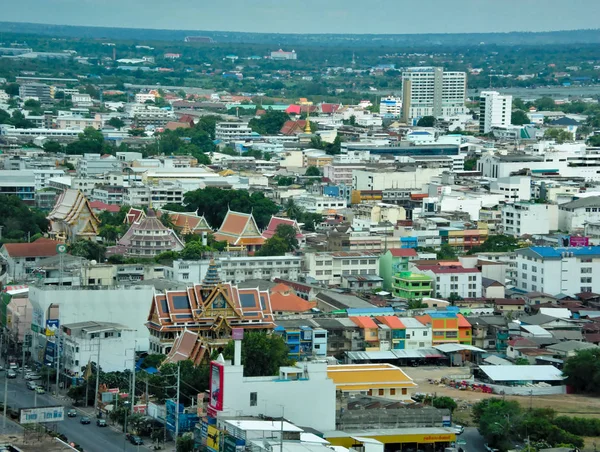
[0,365,4,371]
[67,409,77,418]
[26,381,37,390]
[25,374,41,381]
[454,425,464,435]
[6,370,17,379]
[129,435,143,445]
[96,419,107,427]
[80,416,91,425]
[35,387,45,394]
[485,444,500,452]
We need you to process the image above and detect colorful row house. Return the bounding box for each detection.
[415,312,472,346]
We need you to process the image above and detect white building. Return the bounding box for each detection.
[490,176,531,203]
[295,194,347,214]
[413,264,482,299]
[164,256,303,285]
[77,154,121,177]
[559,197,600,232]
[479,91,513,134]
[304,252,379,286]
[379,96,402,117]
[215,122,254,142]
[401,317,433,349]
[270,49,297,60]
[135,93,156,103]
[55,114,102,130]
[502,202,559,236]
[71,93,93,107]
[352,167,443,191]
[401,67,467,122]
[28,285,154,362]
[515,246,600,296]
[123,183,184,209]
[62,321,137,375]
[32,169,65,190]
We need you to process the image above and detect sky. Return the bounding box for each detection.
[2,0,600,34]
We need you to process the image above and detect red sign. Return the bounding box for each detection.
[209,362,224,412]
[232,328,244,340]
[570,236,590,247]
[133,405,146,415]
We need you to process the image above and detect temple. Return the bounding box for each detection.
[212,210,265,253]
[262,216,305,247]
[47,189,100,242]
[116,209,185,257]
[157,209,213,236]
[148,260,274,364]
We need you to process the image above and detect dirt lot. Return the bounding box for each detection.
[0,433,72,451]
[405,366,600,421]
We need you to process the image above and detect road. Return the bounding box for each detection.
[0,373,153,452]
[461,426,486,452]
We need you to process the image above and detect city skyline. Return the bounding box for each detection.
[3,0,600,35]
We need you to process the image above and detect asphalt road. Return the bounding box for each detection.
[461,426,487,452]
[0,373,152,452]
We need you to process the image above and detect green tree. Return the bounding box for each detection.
[68,240,106,262]
[160,213,175,229]
[255,236,289,256]
[563,348,600,394]
[176,435,195,452]
[407,299,428,310]
[515,357,530,365]
[535,97,557,111]
[0,195,49,242]
[141,354,165,369]
[223,332,292,377]
[180,241,210,259]
[3,83,19,96]
[248,110,290,135]
[66,127,106,155]
[587,134,600,147]
[43,141,63,153]
[107,117,125,129]
[273,224,299,250]
[432,396,457,413]
[324,136,342,155]
[511,110,530,125]
[467,234,521,254]
[544,128,573,144]
[98,225,119,243]
[436,244,457,260]
[417,116,436,127]
[463,158,478,171]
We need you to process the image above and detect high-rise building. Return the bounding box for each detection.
[19,83,53,103]
[401,67,467,123]
[479,91,513,133]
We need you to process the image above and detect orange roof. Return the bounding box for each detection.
[376,316,405,329]
[350,316,378,329]
[414,314,432,325]
[236,237,265,245]
[270,292,316,313]
[457,313,471,328]
[3,238,60,258]
[327,363,417,390]
[271,283,292,293]
[220,211,252,235]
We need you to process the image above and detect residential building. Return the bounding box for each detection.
[392,272,434,300]
[146,262,274,356]
[379,248,418,291]
[515,246,600,296]
[47,189,100,242]
[71,93,93,107]
[269,284,316,315]
[0,170,35,205]
[352,167,444,191]
[129,104,175,127]
[439,228,488,252]
[401,67,467,122]
[215,122,253,142]
[77,154,121,178]
[270,49,297,60]
[502,202,559,236]
[558,197,600,232]
[32,169,65,190]
[90,185,124,205]
[220,255,302,284]
[19,83,52,103]
[379,96,402,117]
[123,184,184,209]
[479,91,512,134]
[274,325,323,359]
[416,312,472,345]
[401,317,433,349]
[304,252,379,286]
[61,321,136,375]
[490,176,531,203]
[341,274,384,292]
[135,93,156,103]
[0,238,60,283]
[414,264,482,299]
[295,194,347,213]
[55,114,102,130]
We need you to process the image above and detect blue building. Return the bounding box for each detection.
[274,325,328,359]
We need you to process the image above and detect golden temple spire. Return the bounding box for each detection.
[304,109,312,133]
[181,217,191,235]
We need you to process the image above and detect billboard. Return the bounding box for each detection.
[20,406,64,424]
[45,319,59,337]
[232,328,244,340]
[209,361,224,412]
[570,236,590,247]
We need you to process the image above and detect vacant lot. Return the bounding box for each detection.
[405,366,600,420]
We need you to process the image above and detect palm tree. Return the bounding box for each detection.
[160,213,175,230]
[284,199,301,220]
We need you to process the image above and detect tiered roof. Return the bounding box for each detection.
[157,209,213,235]
[118,209,184,257]
[48,189,100,240]
[213,210,265,247]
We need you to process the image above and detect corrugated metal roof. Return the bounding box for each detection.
[434,344,485,353]
[478,365,563,382]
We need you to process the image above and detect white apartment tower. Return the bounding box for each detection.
[479,91,513,134]
[401,67,467,123]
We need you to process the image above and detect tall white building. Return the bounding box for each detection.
[401,67,467,122]
[502,202,559,237]
[379,96,402,117]
[515,246,600,296]
[215,122,253,142]
[479,91,513,133]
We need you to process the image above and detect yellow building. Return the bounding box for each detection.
[324,428,456,452]
[327,364,417,400]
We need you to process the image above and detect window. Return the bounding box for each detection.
[250,392,257,406]
[446,331,458,338]
[581,277,592,283]
[105,332,114,338]
[532,266,537,272]
[378,389,384,396]
[451,276,458,282]
[581,267,592,274]
[402,388,407,395]
[390,388,396,396]
[182,273,189,280]
[531,275,537,282]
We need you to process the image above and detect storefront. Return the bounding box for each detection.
[324,428,456,452]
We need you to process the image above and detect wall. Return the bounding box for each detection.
[488,384,565,396]
[220,362,336,431]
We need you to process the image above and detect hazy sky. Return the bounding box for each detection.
[3,0,600,34]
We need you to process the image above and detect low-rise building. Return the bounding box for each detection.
[392,272,434,300]
[502,202,559,236]
[215,121,253,142]
[0,238,60,283]
[304,252,379,286]
[558,197,600,232]
[413,264,482,299]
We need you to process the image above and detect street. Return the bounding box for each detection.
[461,426,487,452]
[0,373,154,452]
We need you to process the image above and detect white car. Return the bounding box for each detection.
[454,425,464,435]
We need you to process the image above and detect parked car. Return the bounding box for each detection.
[454,425,464,435]
[97,419,107,427]
[35,387,45,394]
[26,381,37,390]
[25,374,41,381]
[7,370,17,379]
[67,409,77,418]
[129,435,143,445]
[80,416,91,425]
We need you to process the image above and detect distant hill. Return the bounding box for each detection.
[1,22,600,47]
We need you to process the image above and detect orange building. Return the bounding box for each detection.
[350,316,380,350]
[416,312,472,345]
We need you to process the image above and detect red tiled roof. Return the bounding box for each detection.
[376,316,405,329]
[457,314,471,328]
[165,121,191,131]
[286,105,301,115]
[416,265,480,274]
[495,299,526,306]
[270,292,316,313]
[263,217,303,240]
[89,201,120,213]
[3,238,60,258]
[350,316,378,329]
[320,103,341,114]
[280,120,307,136]
[389,248,418,258]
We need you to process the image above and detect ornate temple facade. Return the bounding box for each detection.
[147,261,274,364]
[157,209,213,236]
[117,209,184,257]
[47,189,100,243]
[213,210,265,253]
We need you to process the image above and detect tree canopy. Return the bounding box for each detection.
[544,128,573,144]
[0,195,49,242]
[256,224,299,257]
[223,332,292,377]
[511,109,530,126]
[467,234,521,254]
[248,110,290,135]
[416,116,435,127]
[183,187,279,229]
[563,348,600,394]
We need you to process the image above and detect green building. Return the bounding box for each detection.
[392,271,433,300]
[378,249,418,291]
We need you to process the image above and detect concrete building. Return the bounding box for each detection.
[77,154,121,177]
[55,114,102,130]
[0,170,36,204]
[295,194,347,213]
[379,96,402,117]
[61,321,137,375]
[490,176,531,203]
[401,67,467,122]
[304,252,379,286]
[515,246,600,296]
[19,83,52,103]
[413,264,482,299]
[0,238,60,283]
[123,183,184,209]
[502,202,559,236]
[479,91,513,134]
[270,49,297,60]
[558,197,600,232]
[215,121,254,142]
[352,167,443,191]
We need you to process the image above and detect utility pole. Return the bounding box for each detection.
[280,405,285,452]
[55,329,61,395]
[94,338,101,412]
[175,363,180,440]
[2,369,7,429]
[131,341,136,415]
[145,376,149,416]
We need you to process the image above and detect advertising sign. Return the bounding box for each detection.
[570,236,590,247]
[206,425,220,452]
[232,328,244,340]
[20,406,64,424]
[208,361,224,413]
[45,319,59,337]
